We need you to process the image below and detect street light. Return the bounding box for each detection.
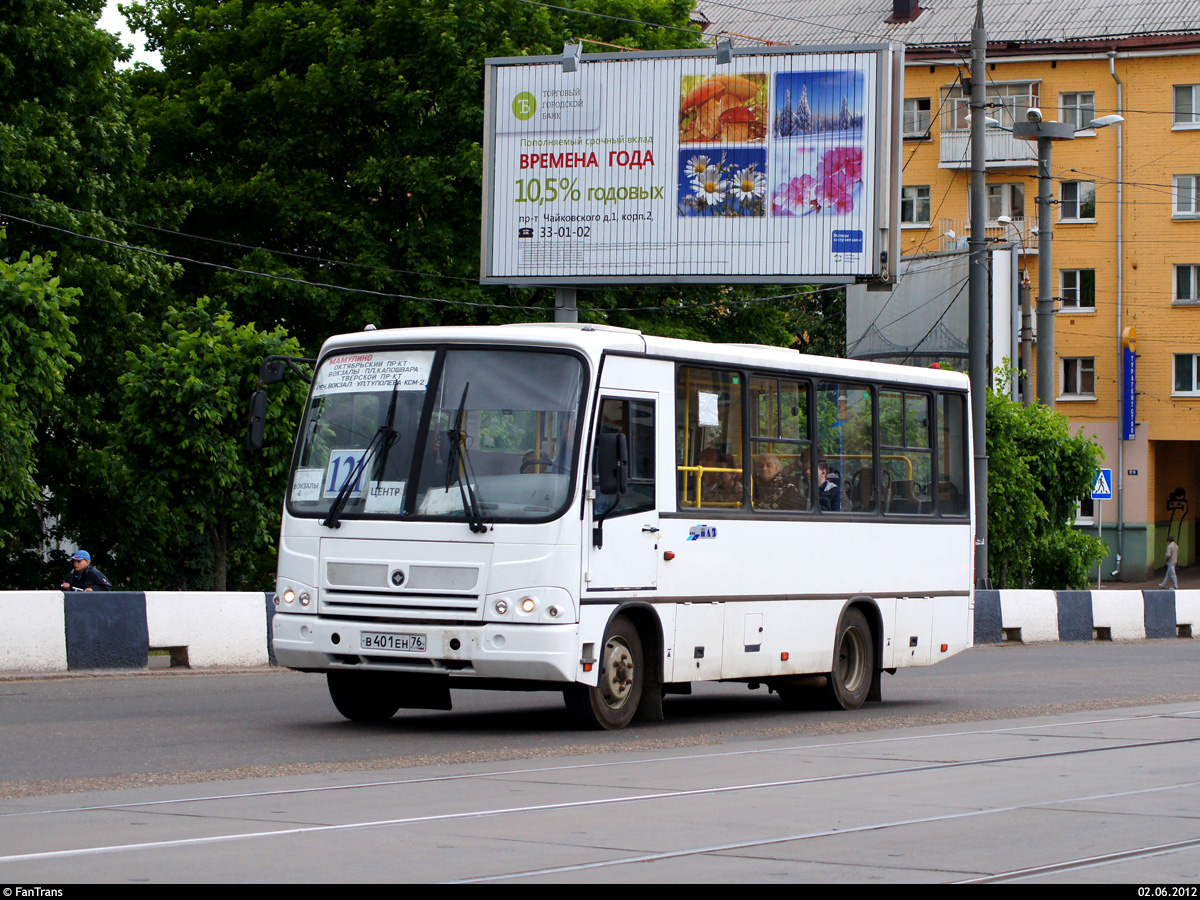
[1010,111,1123,405]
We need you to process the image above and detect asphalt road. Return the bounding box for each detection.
[2,641,1199,883]
[2,639,1198,798]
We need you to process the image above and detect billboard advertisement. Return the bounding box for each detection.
[481,45,901,285]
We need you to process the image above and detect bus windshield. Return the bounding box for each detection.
[287,347,585,523]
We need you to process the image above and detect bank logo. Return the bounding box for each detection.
[687,524,718,541]
[512,91,537,121]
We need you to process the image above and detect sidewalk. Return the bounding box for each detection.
[1091,564,1195,591]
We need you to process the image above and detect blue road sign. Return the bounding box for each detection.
[1091,468,1113,500]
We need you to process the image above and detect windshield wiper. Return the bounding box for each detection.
[322,380,402,529]
[443,383,490,534]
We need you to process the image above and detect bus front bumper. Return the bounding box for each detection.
[272,613,580,683]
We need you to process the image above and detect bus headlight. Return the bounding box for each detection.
[275,581,317,614]
[484,588,575,624]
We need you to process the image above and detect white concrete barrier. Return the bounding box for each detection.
[0,592,68,672]
[1174,590,1200,633]
[144,592,269,667]
[999,590,1059,643]
[1091,590,1147,641]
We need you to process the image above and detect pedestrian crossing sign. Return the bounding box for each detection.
[1091,468,1113,500]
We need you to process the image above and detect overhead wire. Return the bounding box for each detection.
[0,207,857,315]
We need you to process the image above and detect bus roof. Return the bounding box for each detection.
[318,323,969,391]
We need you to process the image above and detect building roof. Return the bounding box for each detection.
[694,0,1200,53]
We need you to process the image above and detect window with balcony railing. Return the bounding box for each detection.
[939,82,1039,167]
[942,82,1039,131]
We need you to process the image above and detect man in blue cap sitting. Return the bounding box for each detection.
[60,551,112,592]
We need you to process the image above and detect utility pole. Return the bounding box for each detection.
[1011,121,1074,405]
[554,287,578,323]
[968,0,990,588]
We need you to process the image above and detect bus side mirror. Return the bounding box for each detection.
[258,359,287,385]
[597,432,629,495]
[247,390,268,451]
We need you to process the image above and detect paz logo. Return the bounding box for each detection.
[687,524,718,541]
[512,92,537,121]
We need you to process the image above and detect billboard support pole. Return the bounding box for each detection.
[555,287,578,323]
[969,0,990,589]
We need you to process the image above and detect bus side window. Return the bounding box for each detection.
[594,397,655,518]
[749,375,812,512]
[818,381,875,512]
[880,390,933,515]
[676,367,743,509]
[937,393,969,515]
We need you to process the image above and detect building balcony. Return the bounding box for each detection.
[940,128,1037,168]
[938,217,1039,254]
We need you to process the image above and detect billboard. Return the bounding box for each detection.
[481,45,902,285]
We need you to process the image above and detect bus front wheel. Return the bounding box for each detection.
[564,616,643,730]
[824,607,874,710]
[327,671,403,723]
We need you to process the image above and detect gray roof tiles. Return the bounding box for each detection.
[695,0,1200,49]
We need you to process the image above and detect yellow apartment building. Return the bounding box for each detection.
[697,0,1200,580]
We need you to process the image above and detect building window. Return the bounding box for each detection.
[944,81,1038,130]
[901,185,931,225]
[1076,495,1095,526]
[985,183,1025,222]
[1174,175,1200,217]
[1060,181,1096,221]
[1061,92,1096,130]
[1174,85,1200,126]
[1176,265,1200,303]
[903,97,931,138]
[1060,269,1095,309]
[1175,355,1200,394]
[1060,357,1095,397]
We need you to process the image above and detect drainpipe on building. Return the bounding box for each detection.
[1110,50,1125,578]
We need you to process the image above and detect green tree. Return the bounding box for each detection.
[986,388,1107,589]
[126,0,842,353]
[0,232,80,541]
[125,0,705,347]
[117,299,307,590]
[0,0,180,581]
[579,284,846,353]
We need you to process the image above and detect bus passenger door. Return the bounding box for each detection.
[586,391,659,592]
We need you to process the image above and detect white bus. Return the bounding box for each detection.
[270,324,974,729]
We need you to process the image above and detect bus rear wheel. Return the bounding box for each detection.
[564,616,643,730]
[823,607,874,710]
[327,671,403,723]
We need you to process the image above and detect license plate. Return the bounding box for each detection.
[360,631,427,652]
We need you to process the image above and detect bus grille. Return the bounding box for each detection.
[319,591,482,622]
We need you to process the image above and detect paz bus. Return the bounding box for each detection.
[267,323,974,729]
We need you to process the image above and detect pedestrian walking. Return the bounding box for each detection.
[1160,536,1179,590]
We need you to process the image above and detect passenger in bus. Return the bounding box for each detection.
[702,453,743,504]
[753,453,803,510]
[816,458,842,512]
